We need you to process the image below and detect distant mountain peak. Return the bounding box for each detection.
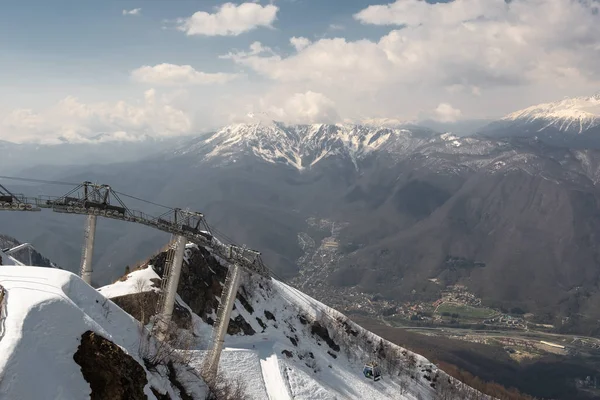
[501,93,600,134]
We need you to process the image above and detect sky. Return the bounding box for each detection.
[1,0,599,143]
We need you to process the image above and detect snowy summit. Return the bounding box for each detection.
[501,93,600,134]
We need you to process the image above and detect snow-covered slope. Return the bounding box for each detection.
[173,122,436,170]
[502,94,600,134]
[0,266,208,400]
[481,93,600,144]
[99,244,491,400]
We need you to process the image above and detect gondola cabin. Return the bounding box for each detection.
[363,362,381,381]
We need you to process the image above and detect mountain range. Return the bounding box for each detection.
[3,93,600,336]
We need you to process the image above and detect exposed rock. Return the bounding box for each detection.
[264,310,276,321]
[167,362,193,400]
[150,245,256,335]
[311,321,340,352]
[256,317,267,331]
[151,387,171,400]
[287,335,298,347]
[110,291,192,330]
[227,315,256,336]
[282,350,294,358]
[341,320,359,337]
[73,330,148,400]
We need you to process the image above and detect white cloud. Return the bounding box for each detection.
[220,0,600,122]
[131,64,239,86]
[353,0,504,27]
[122,8,141,16]
[446,84,482,96]
[268,91,339,124]
[176,2,278,36]
[219,41,275,60]
[227,0,600,88]
[434,103,462,122]
[290,37,311,52]
[328,24,344,31]
[0,89,192,143]
[225,91,340,125]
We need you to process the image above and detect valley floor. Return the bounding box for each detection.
[352,316,600,400]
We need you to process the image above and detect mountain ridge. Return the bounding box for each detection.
[174,122,438,170]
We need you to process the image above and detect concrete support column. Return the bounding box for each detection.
[156,235,187,339]
[80,214,97,285]
[203,263,242,382]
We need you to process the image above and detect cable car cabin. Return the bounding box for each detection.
[363,362,382,381]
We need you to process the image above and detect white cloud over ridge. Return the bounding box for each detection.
[434,103,462,122]
[131,64,238,86]
[266,91,339,124]
[177,2,278,36]
[1,90,191,144]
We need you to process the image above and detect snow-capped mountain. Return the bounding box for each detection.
[174,122,437,170]
[502,93,600,134]
[480,93,600,147]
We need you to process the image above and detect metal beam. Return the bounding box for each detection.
[155,235,187,340]
[1,181,270,278]
[202,263,242,382]
[80,214,97,285]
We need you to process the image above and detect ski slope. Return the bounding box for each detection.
[261,351,292,400]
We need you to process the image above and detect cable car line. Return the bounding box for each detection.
[113,190,174,210]
[0,175,79,186]
[0,180,269,278]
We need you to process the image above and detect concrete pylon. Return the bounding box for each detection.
[80,214,97,285]
[203,263,242,382]
[156,235,187,339]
